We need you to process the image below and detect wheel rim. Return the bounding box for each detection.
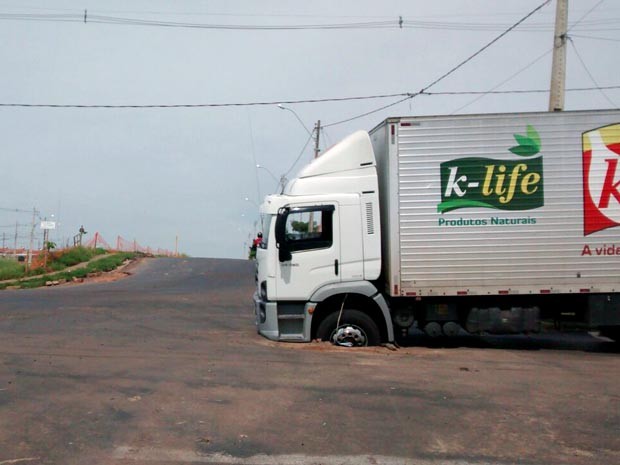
[330,324,368,347]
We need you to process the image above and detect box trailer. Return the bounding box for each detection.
[254,109,620,345]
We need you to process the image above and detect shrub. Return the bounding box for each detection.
[54,246,98,267]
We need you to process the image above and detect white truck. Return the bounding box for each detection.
[254,109,620,346]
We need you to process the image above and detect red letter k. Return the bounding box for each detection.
[599,158,620,209]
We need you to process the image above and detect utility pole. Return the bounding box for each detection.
[175,235,179,257]
[549,0,568,112]
[14,221,18,253]
[26,208,37,270]
[308,120,322,234]
[313,120,321,158]
[42,227,49,268]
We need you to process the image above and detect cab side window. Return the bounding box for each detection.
[284,207,333,252]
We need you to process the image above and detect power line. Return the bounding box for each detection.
[431,85,620,95]
[568,37,618,108]
[451,48,553,114]
[0,4,555,20]
[568,0,606,32]
[2,9,618,33]
[419,0,552,95]
[0,12,399,30]
[3,4,556,122]
[283,133,314,178]
[0,85,617,111]
[323,95,414,128]
[0,93,409,109]
[0,5,397,19]
[324,0,552,127]
[0,206,34,213]
[570,33,620,42]
[448,0,610,115]
[90,15,397,30]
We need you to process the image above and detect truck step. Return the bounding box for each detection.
[278,314,305,320]
[279,334,305,341]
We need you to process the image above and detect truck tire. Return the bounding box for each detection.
[317,309,381,347]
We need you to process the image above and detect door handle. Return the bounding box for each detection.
[334,259,339,276]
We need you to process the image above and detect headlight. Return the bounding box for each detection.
[260,281,268,300]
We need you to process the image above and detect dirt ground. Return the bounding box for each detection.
[0,257,618,465]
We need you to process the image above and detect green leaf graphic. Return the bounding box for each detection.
[514,134,535,148]
[509,144,539,157]
[526,125,541,149]
[510,125,540,157]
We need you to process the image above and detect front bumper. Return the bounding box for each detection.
[253,292,311,342]
[253,291,279,340]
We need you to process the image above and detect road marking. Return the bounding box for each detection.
[113,446,512,464]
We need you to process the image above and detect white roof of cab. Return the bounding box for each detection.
[297,130,374,178]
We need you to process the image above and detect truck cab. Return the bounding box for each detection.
[254,131,394,345]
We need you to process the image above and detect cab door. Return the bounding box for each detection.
[275,204,340,300]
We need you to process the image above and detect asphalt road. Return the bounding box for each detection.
[0,257,618,465]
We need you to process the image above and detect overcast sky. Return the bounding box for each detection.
[1,0,618,258]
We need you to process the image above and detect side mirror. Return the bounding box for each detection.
[275,207,292,262]
[279,246,292,263]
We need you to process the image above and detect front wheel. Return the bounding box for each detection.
[317,309,381,347]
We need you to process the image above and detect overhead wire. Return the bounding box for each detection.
[451,48,553,114]
[1,9,619,33]
[418,0,551,96]
[0,93,409,108]
[401,18,619,32]
[0,5,395,19]
[433,85,620,95]
[0,86,617,110]
[0,2,614,115]
[323,95,414,128]
[89,15,397,30]
[0,206,35,213]
[324,0,552,127]
[568,37,618,108]
[560,1,616,108]
[570,33,620,42]
[0,12,398,30]
[450,0,611,114]
[283,132,314,178]
[567,0,607,32]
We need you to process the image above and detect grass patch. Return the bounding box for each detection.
[86,253,134,273]
[0,252,137,290]
[0,246,109,281]
[0,258,25,281]
[53,246,106,268]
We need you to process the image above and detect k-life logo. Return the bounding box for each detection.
[583,123,620,235]
[437,125,544,213]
